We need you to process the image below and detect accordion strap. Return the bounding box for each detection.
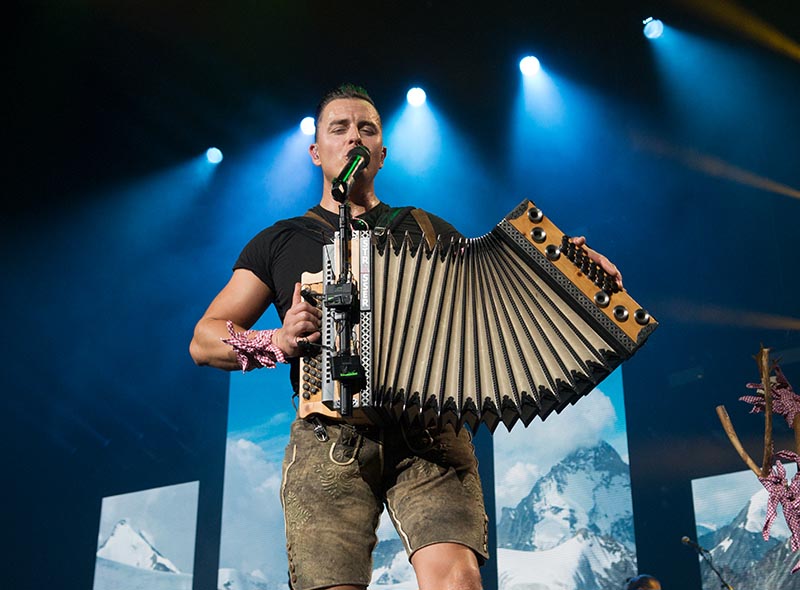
[304,206,437,250]
[410,208,436,251]
[303,209,336,231]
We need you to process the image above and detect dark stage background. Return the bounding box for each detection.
[6,1,800,588]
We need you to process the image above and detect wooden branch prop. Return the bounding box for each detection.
[716,345,775,478]
[716,405,764,477]
[716,345,800,577]
[758,346,775,474]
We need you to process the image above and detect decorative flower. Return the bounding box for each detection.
[741,365,800,428]
[759,451,800,573]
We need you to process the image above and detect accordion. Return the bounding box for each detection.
[298,199,657,432]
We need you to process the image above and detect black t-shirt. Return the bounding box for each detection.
[233,202,462,390]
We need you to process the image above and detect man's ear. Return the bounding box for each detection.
[309,144,321,166]
[379,146,387,169]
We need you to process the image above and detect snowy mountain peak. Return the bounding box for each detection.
[555,441,628,478]
[498,529,636,590]
[97,519,180,573]
[498,440,634,552]
[697,485,791,587]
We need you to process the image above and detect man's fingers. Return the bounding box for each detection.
[294,331,322,354]
[297,319,321,334]
[292,282,302,305]
[571,239,624,289]
[297,310,322,326]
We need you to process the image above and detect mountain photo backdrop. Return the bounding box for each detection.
[492,367,637,590]
[692,465,800,590]
[215,349,635,589]
[93,481,198,590]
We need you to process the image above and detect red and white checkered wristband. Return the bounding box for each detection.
[221,320,288,372]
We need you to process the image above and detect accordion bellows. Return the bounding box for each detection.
[299,199,657,432]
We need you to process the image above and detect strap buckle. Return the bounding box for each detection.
[309,416,329,442]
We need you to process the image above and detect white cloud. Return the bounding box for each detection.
[377,510,400,541]
[497,462,543,507]
[692,464,797,532]
[493,389,617,507]
[692,471,761,528]
[218,437,288,582]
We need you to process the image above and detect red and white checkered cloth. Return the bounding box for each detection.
[740,365,800,428]
[759,451,800,573]
[742,364,800,573]
[221,320,288,372]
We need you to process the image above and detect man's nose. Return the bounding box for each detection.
[346,127,363,144]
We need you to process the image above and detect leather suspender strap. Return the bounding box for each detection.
[410,208,437,250]
[303,209,337,231]
[304,206,436,250]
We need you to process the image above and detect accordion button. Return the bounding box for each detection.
[545,245,561,261]
[594,291,610,308]
[634,308,651,325]
[530,227,547,243]
[613,305,629,322]
[527,207,544,223]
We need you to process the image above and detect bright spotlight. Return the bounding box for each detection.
[300,116,316,136]
[643,17,664,39]
[206,147,223,164]
[406,87,427,107]
[519,56,541,77]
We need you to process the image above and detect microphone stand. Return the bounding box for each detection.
[325,192,365,417]
[688,542,734,590]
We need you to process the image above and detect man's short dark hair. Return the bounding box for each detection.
[314,83,380,137]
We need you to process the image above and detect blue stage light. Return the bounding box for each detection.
[519,56,541,77]
[300,116,316,136]
[206,147,223,164]
[643,17,664,39]
[407,87,427,107]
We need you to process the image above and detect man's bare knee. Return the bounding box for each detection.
[411,542,482,590]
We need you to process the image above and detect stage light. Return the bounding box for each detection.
[519,56,541,77]
[406,87,427,107]
[682,1,800,64]
[643,17,664,39]
[300,116,316,136]
[206,147,223,164]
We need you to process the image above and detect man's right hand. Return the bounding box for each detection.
[275,282,322,357]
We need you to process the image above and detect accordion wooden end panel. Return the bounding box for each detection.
[298,199,657,433]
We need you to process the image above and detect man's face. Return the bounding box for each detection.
[310,98,387,185]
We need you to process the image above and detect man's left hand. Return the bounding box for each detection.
[570,236,623,290]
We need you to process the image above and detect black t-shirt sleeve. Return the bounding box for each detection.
[232,217,331,321]
[233,226,279,292]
